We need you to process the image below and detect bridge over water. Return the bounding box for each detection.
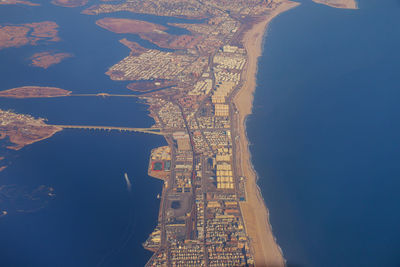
[69,93,140,98]
[53,124,165,135]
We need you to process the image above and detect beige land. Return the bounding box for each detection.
[312,0,358,9]
[234,1,300,266]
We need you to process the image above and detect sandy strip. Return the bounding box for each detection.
[312,0,358,9]
[234,1,300,266]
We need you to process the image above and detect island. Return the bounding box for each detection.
[51,0,88,8]
[0,0,39,6]
[30,51,73,69]
[0,21,60,50]
[312,0,358,9]
[0,86,71,98]
[0,109,62,151]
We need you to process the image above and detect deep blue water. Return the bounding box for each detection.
[249,0,400,266]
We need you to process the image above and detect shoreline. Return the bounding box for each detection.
[233,1,300,266]
[312,0,358,9]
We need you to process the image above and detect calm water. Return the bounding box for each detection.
[1,0,399,266]
[0,1,171,266]
[249,0,400,266]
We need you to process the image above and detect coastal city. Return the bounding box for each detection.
[3,0,393,266]
[88,0,295,266]
[0,0,359,265]
[0,0,299,265]
[84,1,290,266]
[138,37,254,265]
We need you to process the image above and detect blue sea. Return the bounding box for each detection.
[249,0,400,266]
[0,0,399,266]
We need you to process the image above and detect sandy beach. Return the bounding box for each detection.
[312,0,358,9]
[233,1,300,266]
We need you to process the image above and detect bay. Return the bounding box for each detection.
[0,2,173,266]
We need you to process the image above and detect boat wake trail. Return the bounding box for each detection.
[124,173,132,192]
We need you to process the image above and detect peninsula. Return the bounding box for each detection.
[0,0,362,263]
[312,0,358,9]
[0,0,300,264]
[78,0,300,265]
[119,39,148,56]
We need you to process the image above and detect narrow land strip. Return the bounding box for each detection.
[312,0,358,9]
